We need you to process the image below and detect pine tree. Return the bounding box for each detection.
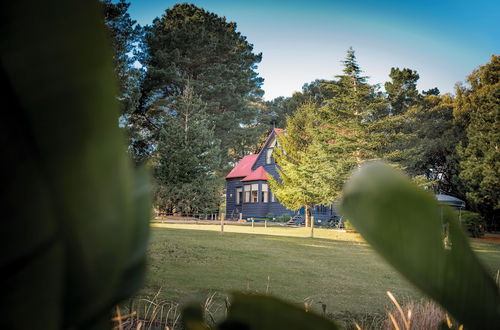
[100,0,142,116]
[270,49,380,226]
[137,4,263,165]
[153,84,221,215]
[385,68,421,116]
[268,103,322,227]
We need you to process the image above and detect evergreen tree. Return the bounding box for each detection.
[137,3,263,165]
[456,55,500,225]
[270,49,379,226]
[100,0,142,116]
[385,67,420,116]
[374,67,425,170]
[268,103,323,227]
[153,84,221,215]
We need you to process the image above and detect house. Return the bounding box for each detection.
[225,128,336,222]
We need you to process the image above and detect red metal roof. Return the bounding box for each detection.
[225,128,283,181]
[273,128,284,136]
[225,154,258,179]
[241,166,269,182]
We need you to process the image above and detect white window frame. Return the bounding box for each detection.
[261,183,268,203]
[251,183,259,203]
[244,185,251,203]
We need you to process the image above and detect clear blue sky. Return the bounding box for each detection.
[128,0,499,100]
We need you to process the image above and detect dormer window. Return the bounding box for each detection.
[266,136,277,164]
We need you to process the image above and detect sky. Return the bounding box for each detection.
[128,0,500,100]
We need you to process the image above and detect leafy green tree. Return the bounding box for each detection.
[393,94,465,195]
[137,3,264,165]
[261,79,337,131]
[456,55,500,224]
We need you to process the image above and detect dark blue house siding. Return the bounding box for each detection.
[226,178,243,219]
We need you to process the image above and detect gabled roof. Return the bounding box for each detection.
[225,154,258,179]
[241,166,268,182]
[225,128,283,181]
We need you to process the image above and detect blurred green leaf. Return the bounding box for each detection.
[341,162,500,329]
[1,1,150,329]
[182,304,211,330]
[219,293,338,330]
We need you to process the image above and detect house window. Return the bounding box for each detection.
[266,137,277,164]
[266,148,274,164]
[244,185,251,203]
[261,183,268,203]
[236,187,242,205]
[251,184,259,203]
[271,191,276,202]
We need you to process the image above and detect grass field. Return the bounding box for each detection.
[140,224,500,316]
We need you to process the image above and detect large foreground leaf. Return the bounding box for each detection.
[340,162,500,329]
[182,293,339,330]
[0,1,150,329]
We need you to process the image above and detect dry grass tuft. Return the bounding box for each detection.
[384,292,446,330]
[112,290,229,330]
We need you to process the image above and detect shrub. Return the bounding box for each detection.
[459,210,486,238]
[266,213,275,221]
[275,214,291,222]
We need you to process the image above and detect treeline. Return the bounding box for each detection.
[270,50,499,227]
[101,1,499,225]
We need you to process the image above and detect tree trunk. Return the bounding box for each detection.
[305,205,311,227]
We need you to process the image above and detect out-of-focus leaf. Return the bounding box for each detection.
[341,162,500,329]
[0,0,150,329]
[219,293,339,330]
[182,304,211,330]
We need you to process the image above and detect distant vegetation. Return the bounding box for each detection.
[102,1,499,226]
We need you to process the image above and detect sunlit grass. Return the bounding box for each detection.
[142,225,500,315]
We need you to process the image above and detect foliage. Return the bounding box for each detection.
[100,0,143,116]
[268,103,327,226]
[460,210,486,238]
[456,55,500,224]
[1,0,150,328]
[183,294,338,330]
[384,67,420,116]
[275,214,291,222]
[152,85,222,215]
[266,213,275,221]
[341,162,500,329]
[137,3,264,165]
[261,79,335,129]
[100,0,146,164]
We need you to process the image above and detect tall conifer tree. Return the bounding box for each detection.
[137,4,264,165]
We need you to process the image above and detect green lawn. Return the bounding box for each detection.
[141,224,500,315]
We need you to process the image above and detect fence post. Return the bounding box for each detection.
[265,218,267,228]
[310,216,314,238]
[252,218,254,228]
[220,213,224,233]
